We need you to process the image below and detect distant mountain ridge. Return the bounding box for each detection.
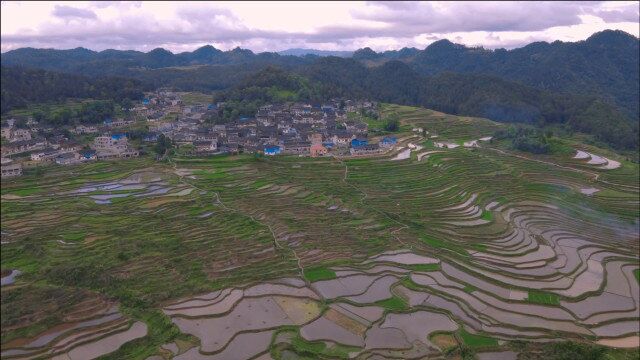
[0,45,309,76]
[277,48,353,57]
[352,47,420,61]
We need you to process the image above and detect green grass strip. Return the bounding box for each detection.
[481,210,493,221]
[458,328,498,348]
[303,266,336,282]
[375,295,408,312]
[527,290,560,305]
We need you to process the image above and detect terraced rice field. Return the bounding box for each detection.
[1,105,638,359]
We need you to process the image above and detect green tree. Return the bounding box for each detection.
[383,113,400,132]
[121,98,133,112]
[154,134,173,157]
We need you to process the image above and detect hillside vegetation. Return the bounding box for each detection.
[2,30,637,118]
[1,66,145,114]
[3,30,637,152]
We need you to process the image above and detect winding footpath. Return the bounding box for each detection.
[169,157,306,278]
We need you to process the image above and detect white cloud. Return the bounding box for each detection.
[52,5,97,19]
[1,1,638,53]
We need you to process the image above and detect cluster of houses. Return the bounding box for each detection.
[1,116,141,177]
[134,89,184,120]
[22,133,140,166]
[1,88,398,178]
[142,97,389,157]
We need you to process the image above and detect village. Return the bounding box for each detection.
[1,90,400,178]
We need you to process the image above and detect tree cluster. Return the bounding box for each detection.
[494,125,552,154]
[154,134,173,157]
[28,100,116,127]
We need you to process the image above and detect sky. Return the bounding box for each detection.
[1,1,638,53]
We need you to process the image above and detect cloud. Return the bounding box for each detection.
[89,1,143,9]
[1,1,638,53]
[285,2,606,44]
[2,7,289,51]
[367,1,419,11]
[588,4,639,23]
[353,2,586,33]
[175,6,238,23]
[52,5,97,19]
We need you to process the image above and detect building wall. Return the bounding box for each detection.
[310,144,327,157]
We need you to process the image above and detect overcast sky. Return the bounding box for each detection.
[1,1,638,53]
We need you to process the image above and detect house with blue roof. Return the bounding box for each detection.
[142,98,150,105]
[207,103,217,110]
[380,136,397,148]
[264,145,281,156]
[351,138,368,148]
[111,133,126,141]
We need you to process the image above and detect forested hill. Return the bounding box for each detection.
[346,30,639,119]
[0,66,146,114]
[407,30,640,119]
[345,31,639,118]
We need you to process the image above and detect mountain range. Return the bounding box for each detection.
[2,30,637,117]
[0,45,309,77]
